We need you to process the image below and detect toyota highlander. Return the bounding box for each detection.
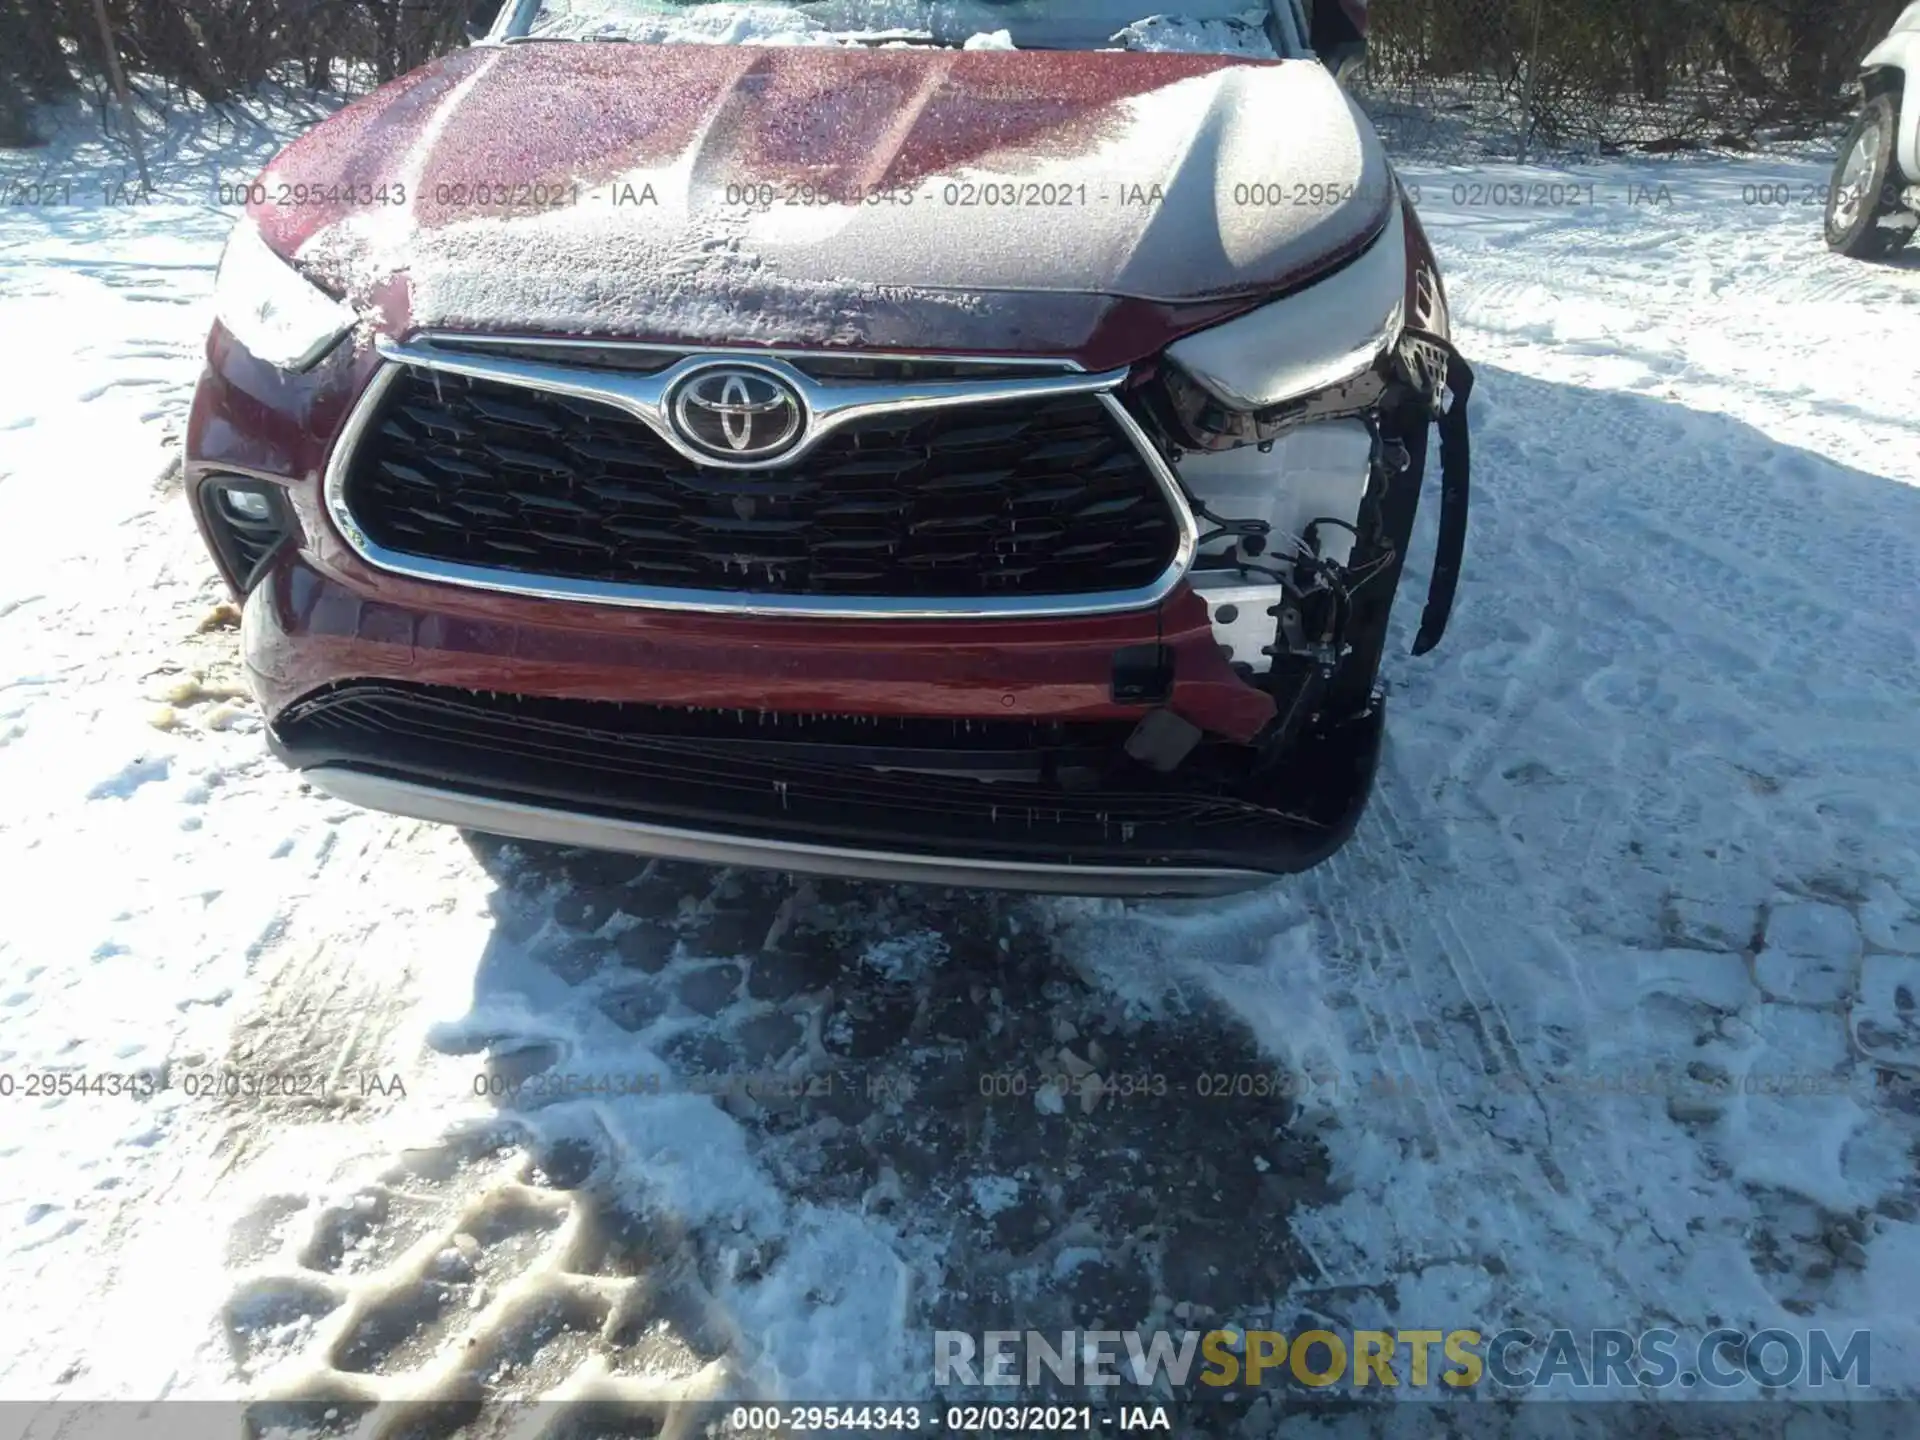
[186,0,1473,895]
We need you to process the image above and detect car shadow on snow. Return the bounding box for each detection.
[441,839,1334,1414]
[396,364,1920,1419]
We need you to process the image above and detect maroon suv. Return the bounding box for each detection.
[186,0,1470,896]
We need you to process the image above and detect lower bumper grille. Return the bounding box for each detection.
[339,367,1179,599]
[271,683,1383,877]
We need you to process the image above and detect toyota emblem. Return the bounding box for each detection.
[668,366,805,462]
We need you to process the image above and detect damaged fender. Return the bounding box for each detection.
[1412,342,1475,656]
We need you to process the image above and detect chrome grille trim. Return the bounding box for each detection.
[371,334,1128,472]
[323,334,1199,620]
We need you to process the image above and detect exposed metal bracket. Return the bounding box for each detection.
[1190,572,1291,675]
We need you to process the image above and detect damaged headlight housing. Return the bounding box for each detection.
[1159,203,1405,449]
[1147,196,1442,676]
[1154,197,1456,452]
[212,218,356,371]
[1144,187,1471,685]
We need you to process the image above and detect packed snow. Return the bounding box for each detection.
[2,50,1919,1440]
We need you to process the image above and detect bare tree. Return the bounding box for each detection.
[7,0,1912,159]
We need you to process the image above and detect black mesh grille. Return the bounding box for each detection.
[341,367,1179,597]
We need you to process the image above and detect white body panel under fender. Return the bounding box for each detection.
[1175,420,1374,569]
[1863,1,1920,182]
[1175,418,1375,674]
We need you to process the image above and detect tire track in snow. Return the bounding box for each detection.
[218,1115,759,1429]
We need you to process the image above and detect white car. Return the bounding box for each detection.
[1826,0,1920,257]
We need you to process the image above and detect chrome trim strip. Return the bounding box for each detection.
[305,767,1273,897]
[323,342,1199,620]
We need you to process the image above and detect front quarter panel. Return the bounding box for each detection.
[1398,179,1448,339]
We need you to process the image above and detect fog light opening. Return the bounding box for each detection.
[201,476,293,592]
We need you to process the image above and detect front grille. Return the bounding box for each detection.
[284,685,1141,784]
[340,367,1179,598]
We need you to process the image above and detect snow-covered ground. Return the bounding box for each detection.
[3,71,1919,1435]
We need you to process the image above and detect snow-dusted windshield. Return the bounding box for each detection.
[518,0,1300,53]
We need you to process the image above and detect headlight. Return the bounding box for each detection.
[212,219,356,371]
[1157,203,1407,448]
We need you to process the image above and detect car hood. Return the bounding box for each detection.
[256,43,1393,359]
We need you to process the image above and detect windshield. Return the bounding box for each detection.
[514,0,1302,54]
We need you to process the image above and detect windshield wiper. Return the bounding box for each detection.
[503,32,635,43]
[847,30,957,47]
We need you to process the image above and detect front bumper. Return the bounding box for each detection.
[268,680,1386,895]
[294,770,1311,896]
[236,543,1279,739]
[190,326,1405,892]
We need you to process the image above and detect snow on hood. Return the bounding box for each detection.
[258,44,1390,349]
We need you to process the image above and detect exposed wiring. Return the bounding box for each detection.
[1303,516,1362,542]
[1338,546,1399,594]
[1189,498,1273,553]
[1201,511,1398,671]
[1226,557,1294,585]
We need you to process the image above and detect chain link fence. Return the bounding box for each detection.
[1350,0,1907,160]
